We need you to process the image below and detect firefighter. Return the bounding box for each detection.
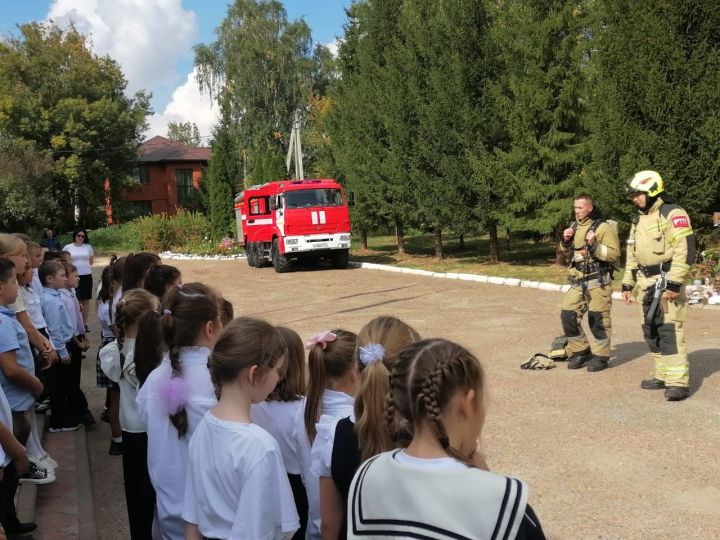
[622,171,695,401]
[559,194,621,371]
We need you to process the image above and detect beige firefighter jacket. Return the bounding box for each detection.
[622,198,694,289]
[559,217,621,280]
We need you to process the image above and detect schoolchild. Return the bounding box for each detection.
[294,329,358,540]
[143,264,181,300]
[99,288,159,540]
[39,261,80,432]
[347,339,546,540]
[60,263,92,426]
[121,252,161,293]
[314,316,420,540]
[136,283,223,540]
[183,317,299,540]
[42,251,63,263]
[96,265,123,455]
[0,380,36,536]
[251,326,308,540]
[26,241,45,297]
[0,236,55,375]
[0,259,52,487]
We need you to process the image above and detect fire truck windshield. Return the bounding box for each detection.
[284,189,343,209]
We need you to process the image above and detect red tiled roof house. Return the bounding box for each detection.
[122,136,211,217]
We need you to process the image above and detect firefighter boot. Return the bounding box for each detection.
[586,355,609,372]
[664,386,689,401]
[640,378,666,390]
[567,349,592,370]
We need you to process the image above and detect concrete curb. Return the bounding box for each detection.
[75,427,97,540]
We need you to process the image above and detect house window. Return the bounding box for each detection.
[176,169,195,204]
[127,201,152,218]
[132,165,150,185]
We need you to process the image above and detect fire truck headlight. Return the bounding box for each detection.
[339,234,351,241]
[286,238,299,245]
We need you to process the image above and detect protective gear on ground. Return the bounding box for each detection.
[559,215,620,359]
[622,195,693,389]
[520,354,555,370]
[627,170,664,197]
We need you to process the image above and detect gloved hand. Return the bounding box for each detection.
[520,354,555,370]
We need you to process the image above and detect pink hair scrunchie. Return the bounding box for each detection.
[305,330,337,350]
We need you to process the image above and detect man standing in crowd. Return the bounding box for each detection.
[622,171,695,401]
[559,194,621,372]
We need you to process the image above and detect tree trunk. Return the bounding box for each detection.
[395,219,406,254]
[505,227,511,250]
[458,233,465,251]
[361,230,368,249]
[434,224,443,258]
[554,225,566,265]
[488,221,500,262]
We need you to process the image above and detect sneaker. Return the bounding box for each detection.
[567,350,592,370]
[19,462,55,485]
[48,419,82,433]
[81,410,97,427]
[4,521,38,535]
[109,440,123,456]
[640,378,666,390]
[35,401,50,413]
[665,386,689,401]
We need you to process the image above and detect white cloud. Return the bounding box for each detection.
[325,38,341,58]
[47,0,197,96]
[145,68,218,141]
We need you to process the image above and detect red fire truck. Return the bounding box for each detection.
[234,179,352,272]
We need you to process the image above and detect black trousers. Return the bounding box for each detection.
[67,339,88,416]
[121,431,156,540]
[0,462,20,531]
[288,473,308,540]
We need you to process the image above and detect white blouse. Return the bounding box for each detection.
[183,413,299,540]
[251,400,304,475]
[99,338,145,433]
[136,347,216,540]
[62,243,94,275]
[293,390,355,540]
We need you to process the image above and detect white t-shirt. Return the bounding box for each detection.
[293,390,355,540]
[347,451,529,540]
[251,400,304,475]
[136,347,216,540]
[183,412,299,540]
[97,300,114,341]
[62,242,94,275]
[21,285,47,330]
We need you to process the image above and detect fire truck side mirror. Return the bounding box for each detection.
[348,191,355,207]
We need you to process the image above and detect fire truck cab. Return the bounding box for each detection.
[234,179,352,272]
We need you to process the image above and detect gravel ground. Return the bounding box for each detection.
[84,258,720,540]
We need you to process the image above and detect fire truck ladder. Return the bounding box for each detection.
[286,109,304,181]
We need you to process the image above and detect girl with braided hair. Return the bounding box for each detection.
[136,283,226,540]
[314,316,420,540]
[183,317,299,540]
[99,288,160,540]
[347,338,546,540]
[293,328,358,540]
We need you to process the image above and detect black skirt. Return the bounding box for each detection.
[76,273,93,300]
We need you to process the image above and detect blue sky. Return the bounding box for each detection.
[0,0,352,138]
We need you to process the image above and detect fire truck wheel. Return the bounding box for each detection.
[331,249,349,269]
[272,239,290,273]
[246,242,257,267]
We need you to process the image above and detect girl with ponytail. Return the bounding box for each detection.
[135,283,225,540]
[346,339,546,540]
[293,328,358,540]
[315,316,420,540]
[98,288,160,540]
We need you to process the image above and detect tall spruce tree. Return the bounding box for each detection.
[587,0,720,225]
[206,115,240,240]
[488,0,591,262]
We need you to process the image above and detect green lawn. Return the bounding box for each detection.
[351,232,626,286]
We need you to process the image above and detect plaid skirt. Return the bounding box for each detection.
[96,337,118,388]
